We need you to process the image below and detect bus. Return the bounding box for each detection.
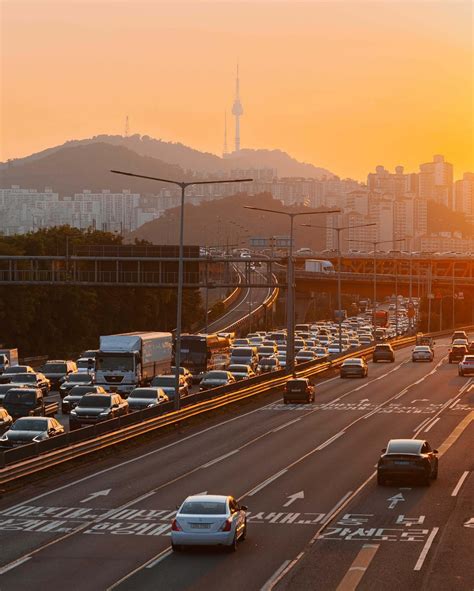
[373,310,389,327]
[177,333,231,383]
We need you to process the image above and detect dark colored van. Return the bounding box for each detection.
[283,378,315,404]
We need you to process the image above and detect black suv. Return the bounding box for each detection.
[372,344,395,363]
[40,360,77,390]
[69,393,128,429]
[448,345,468,364]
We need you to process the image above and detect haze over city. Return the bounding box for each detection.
[2,0,472,179]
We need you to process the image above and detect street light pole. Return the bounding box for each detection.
[112,169,252,410]
[244,206,340,373]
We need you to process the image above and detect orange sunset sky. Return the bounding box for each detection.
[1,0,472,180]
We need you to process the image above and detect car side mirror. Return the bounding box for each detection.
[381,448,386,453]
[240,505,248,511]
[433,449,438,454]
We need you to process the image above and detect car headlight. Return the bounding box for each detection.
[70,409,77,416]
[147,403,156,408]
[99,410,111,417]
[33,432,48,442]
[0,434,8,442]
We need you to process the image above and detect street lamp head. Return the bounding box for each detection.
[244,206,340,217]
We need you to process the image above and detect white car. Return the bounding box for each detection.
[412,346,434,362]
[171,494,248,552]
[458,355,474,376]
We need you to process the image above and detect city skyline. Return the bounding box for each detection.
[1,1,472,180]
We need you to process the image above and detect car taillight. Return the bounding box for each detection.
[221,518,232,532]
[171,519,182,531]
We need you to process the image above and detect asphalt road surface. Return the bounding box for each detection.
[0,336,472,591]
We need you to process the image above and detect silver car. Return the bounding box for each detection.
[171,494,248,552]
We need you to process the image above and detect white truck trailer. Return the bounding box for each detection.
[95,332,172,395]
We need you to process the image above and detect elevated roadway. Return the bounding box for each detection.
[0,335,472,590]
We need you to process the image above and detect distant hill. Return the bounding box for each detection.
[1,134,334,180]
[130,192,329,252]
[0,143,188,196]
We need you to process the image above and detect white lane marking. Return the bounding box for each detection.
[394,389,408,399]
[283,491,305,507]
[145,548,173,569]
[316,431,345,451]
[0,556,31,575]
[317,376,340,386]
[246,469,288,496]
[272,418,301,433]
[451,471,470,497]
[437,411,474,456]
[319,491,354,529]
[449,399,461,409]
[80,489,111,504]
[413,417,432,432]
[107,547,172,589]
[414,527,439,571]
[202,449,240,468]
[260,560,291,591]
[423,417,440,433]
[262,553,304,591]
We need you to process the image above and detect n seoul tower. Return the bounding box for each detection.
[231,64,243,152]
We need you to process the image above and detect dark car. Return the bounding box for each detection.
[0,416,64,447]
[372,344,395,363]
[69,393,129,429]
[0,383,28,404]
[284,378,315,404]
[127,387,169,411]
[40,360,77,390]
[227,364,256,381]
[0,407,13,434]
[150,375,188,400]
[59,373,94,399]
[449,345,468,364]
[340,358,368,378]
[61,385,107,414]
[0,365,35,384]
[451,330,468,343]
[2,387,53,419]
[199,371,236,391]
[257,357,282,373]
[1,372,51,396]
[377,439,438,486]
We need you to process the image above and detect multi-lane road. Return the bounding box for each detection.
[0,336,472,590]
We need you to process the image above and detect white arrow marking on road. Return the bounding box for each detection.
[360,399,370,403]
[464,518,474,528]
[283,491,305,507]
[387,493,405,509]
[80,489,111,503]
[411,399,429,403]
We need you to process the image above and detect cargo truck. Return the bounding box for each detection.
[0,349,19,374]
[304,259,335,273]
[95,332,172,395]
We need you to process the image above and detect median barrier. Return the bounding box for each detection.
[4,443,38,466]
[68,425,96,443]
[94,417,121,436]
[119,411,143,427]
[37,433,70,454]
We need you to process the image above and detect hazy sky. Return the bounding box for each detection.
[1,0,472,179]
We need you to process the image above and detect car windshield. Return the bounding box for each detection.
[262,359,277,365]
[11,419,47,431]
[69,386,96,396]
[96,355,134,372]
[5,390,36,404]
[152,376,175,386]
[343,360,362,366]
[130,389,157,399]
[77,360,94,369]
[205,372,228,380]
[386,440,422,454]
[415,347,430,352]
[9,374,36,383]
[78,395,111,408]
[43,364,67,373]
[228,365,248,372]
[4,366,29,374]
[180,501,227,515]
[68,374,91,383]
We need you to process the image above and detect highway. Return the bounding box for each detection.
[0,335,472,590]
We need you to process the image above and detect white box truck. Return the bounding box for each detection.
[95,332,172,395]
[0,348,19,374]
[304,259,335,273]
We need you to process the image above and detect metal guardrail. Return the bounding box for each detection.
[0,329,423,485]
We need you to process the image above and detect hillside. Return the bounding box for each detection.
[1,134,335,180]
[130,192,329,252]
[0,143,188,196]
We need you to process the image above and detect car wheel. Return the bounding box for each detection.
[171,543,182,552]
[431,466,438,480]
[241,521,247,541]
[284,400,289,405]
[226,533,238,552]
[459,371,463,376]
[422,475,431,487]
[377,473,386,486]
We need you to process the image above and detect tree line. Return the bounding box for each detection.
[0,227,204,358]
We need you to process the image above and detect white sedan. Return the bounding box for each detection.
[412,346,434,362]
[171,494,248,552]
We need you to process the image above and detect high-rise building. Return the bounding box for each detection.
[367,165,410,198]
[454,172,474,219]
[418,155,453,208]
